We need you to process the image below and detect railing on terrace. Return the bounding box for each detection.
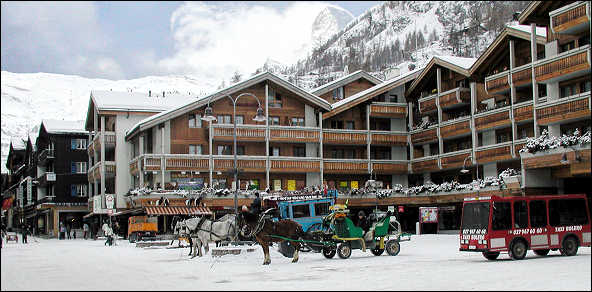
[534,45,590,82]
[474,108,511,131]
[513,101,534,122]
[411,156,439,173]
[411,127,438,144]
[439,149,471,169]
[165,155,209,171]
[439,87,470,108]
[90,131,116,154]
[324,159,368,173]
[270,157,321,172]
[536,94,590,125]
[269,126,319,143]
[370,102,407,117]
[213,156,266,172]
[419,95,437,113]
[323,129,367,144]
[38,149,55,164]
[371,160,408,174]
[485,71,510,93]
[212,124,265,140]
[511,64,532,87]
[370,131,407,145]
[550,1,589,34]
[475,142,513,164]
[440,119,471,139]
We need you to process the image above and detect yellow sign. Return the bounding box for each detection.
[339,181,348,188]
[351,181,358,189]
[273,179,282,191]
[287,180,296,191]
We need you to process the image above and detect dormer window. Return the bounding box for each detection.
[332,87,344,100]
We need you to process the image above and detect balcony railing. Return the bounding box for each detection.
[536,94,590,125]
[419,95,437,113]
[87,161,116,182]
[513,102,534,122]
[270,157,321,172]
[485,71,510,94]
[550,1,590,34]
[511,65,532,87]
[440,119,471,139]
[534,46,590,83]
[369,102,407,118]
[439,149,471,170]
[474,108,511,131]
[438,87,471,108]
[37,149,55,165]
[269,126,319,143]
[89,131,116,155]
[213,156,266,172]
[212,124,265,141]
[370,131,407,146]
[324,159,368,174]
[513,138,529,156]
[411,156,439,173]
[165,155,209,171]
[411,127,438,144]
[323,129,367,145]
[371,160,408,174]
[475,142,513,164]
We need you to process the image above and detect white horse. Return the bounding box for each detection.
[173,214,238,258]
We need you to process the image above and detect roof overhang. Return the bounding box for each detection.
[311,70,382,96]
[406,57,472,98]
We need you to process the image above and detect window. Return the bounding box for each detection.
[549,199,589,226]
[188,114,201,128]
[71,139,87,150]
[345,121,355,130]
[580,80,591,93]
[330,120,343,129]
[560,41,575,53]
[332,87,344,100]
[514,201,528,228]
[578,35,590,47]
[217,145,232,155]
[345,149,355,159]
[294,147,305,157]
[529,200,547,228]
[291,117,304,127]
[560,84,577,98]
[492,202,511,230]
[71,184,88,197]
[235,115,244,125]
[269,116,280,125]
[292,204,310,218]
[237,146,245,155]
[314,202,331,216]
[217,115,231,124]
[268,88,282,108]
[71,162,87,174]
[331,149,344,159]
[270,147,280,156]
[189,145,202,155]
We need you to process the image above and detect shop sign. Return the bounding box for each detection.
[398,206,404,213]
[287,180,296,191]
[351,181,358,189]
[46,173,56,181]
[419,207,438,223]
[105,194,114,209]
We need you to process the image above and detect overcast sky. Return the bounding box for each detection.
[1,1,380,82]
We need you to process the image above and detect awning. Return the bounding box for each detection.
[145,206,212,216]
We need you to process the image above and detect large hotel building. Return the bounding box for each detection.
[3,1,590,235]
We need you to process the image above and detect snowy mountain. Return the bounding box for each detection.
[1,71,218,172]
[311,6,354,50]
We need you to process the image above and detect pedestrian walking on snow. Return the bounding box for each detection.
[83,223,89,240]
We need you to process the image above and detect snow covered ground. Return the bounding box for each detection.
[1,234,590,291]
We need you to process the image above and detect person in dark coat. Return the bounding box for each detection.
[250,192,262,215]
[21,224,28,244]
[356,210,370,233]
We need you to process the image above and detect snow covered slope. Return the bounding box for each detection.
[1,71,217,172]
[311,6,354,49]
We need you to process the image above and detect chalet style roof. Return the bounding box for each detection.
[84,90,196,130]
[41,119,87,135]
[125,71,331,140]
[324,67,423,119]
[518,1,574,26]
[406,55,477,97]
[9,137,26,150]
[310,70,382,96]
[471,24,547,76]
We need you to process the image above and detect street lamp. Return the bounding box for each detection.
[201,93,266,216]
[460,154,479,196]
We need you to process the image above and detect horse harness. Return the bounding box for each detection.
[195,217,237,241]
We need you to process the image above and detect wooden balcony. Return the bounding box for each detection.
[440,120,471,139]
[485,72,510,94]
[511,66,532,87]
[550,2,590,34]
[37,149,55,166]
[323,130,367,145]
[534,47,590,83]
[513,103,534,122]
[522,147,591,175]
[474,109,511,131]
[89,131,116,154]
[369,103,407,118]
[440,150,471,170]
[87,161,116,182]
[371,161,408,174]
[212,125,265,142]
[270,158,320,173]
[370,131,407,146]
[411,128,438,144]
[514,140,528,156]
[214,157,266,173]
[419,95,437,113]
[144,156,162,171]
[269,126,319,143]
[324,159,368,174]
[475,143,512,164]
[536,95,590,125]
[412,157,439,173]
[165,155,209,171]
[438,88,471,108]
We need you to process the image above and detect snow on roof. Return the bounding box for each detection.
[125,98,201,137]
[91,90,194,112]
[331,67,423,109]
[433,55,476,70]
[507,23,546,37]
[42,119,87,134]
[310,70,381,95]
[10,137,26,150]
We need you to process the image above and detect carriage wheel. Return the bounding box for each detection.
[385,240,400,256]
[337,243,352,259]
[371,248,384,256]
[322,247,336,259]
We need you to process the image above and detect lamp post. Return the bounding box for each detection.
[460,155,479,196]
[201,93,266,215]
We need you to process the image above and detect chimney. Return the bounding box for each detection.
[163,91,165,97]
[149,90,151,97]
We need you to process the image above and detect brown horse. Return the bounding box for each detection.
[239,210,306,265]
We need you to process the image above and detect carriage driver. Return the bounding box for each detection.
[357,210,375,242]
